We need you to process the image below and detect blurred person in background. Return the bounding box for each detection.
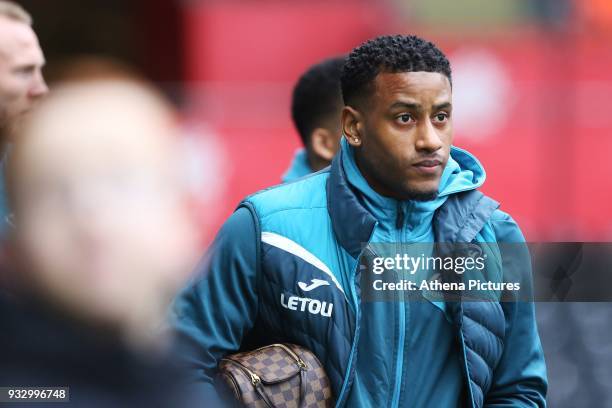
[0,1,46,291]
[0,78,199,406]
[172,35,546,407]
[282,56,344,182]
[0,1,47,238]
[0,0,47,141]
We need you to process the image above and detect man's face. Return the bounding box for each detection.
[10,83,198,331]
[0,16,48,133]
[348,71,453,200]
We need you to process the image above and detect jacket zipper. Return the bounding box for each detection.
[334,223,377,407]
[391,201,407,408]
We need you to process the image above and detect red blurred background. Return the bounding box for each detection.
[179,0,612,242]
[21,0,612,242]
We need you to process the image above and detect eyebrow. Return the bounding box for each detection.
[433,102,452,111]
[389,101,420,111]
[389,101,452,112]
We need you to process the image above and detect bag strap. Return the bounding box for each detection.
[253,380,276,408]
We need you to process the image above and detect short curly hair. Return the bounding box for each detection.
[341,35,451,106]
[291,56,344,146]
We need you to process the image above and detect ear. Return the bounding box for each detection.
[310,127,339,162]
[341,106,363,147]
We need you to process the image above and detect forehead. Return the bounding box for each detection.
[12,87,177,183]
[373,71,451,105]
[0,17,41,61]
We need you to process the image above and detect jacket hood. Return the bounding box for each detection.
[438,145,487,197]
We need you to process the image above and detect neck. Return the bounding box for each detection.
[307,152,330,173]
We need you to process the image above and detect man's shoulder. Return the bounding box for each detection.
[448,189,525,243]
[490,208,513,222]
[242,169,330,219]
[488,207,526,243]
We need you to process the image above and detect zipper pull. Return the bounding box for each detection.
[250,372,261,386]
[297,358,307,370]
[396,201,404,229]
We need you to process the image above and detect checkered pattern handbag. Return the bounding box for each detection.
[219,343,333,408]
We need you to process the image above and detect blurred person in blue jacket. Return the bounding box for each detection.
[282,56,344,182]
[0,1,48,239]
[0,78,200,407]
[172,35,547,407]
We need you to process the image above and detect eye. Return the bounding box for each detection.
[396,113,414,124]
[433,112,449,123]
[14,66,36,77]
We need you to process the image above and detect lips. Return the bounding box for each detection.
[413,159,441,168]
[412,159,442,175]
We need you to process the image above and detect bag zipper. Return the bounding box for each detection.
[221,344,307,386]
[222,359,276,408]
[221,358,265,385]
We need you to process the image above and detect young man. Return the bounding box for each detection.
[282,56,344,182]
[172,35,547,407]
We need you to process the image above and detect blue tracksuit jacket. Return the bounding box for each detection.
[171,142,547,407]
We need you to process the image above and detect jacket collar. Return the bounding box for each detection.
[326,150,377,259]
[326,144,499,258]
[281,148,313,183]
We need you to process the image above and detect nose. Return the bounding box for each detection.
[415,120,443,152]
[29,70,49,99]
